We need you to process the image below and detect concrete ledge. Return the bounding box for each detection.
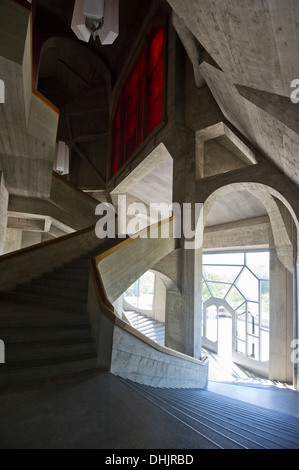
[110,325,208,389]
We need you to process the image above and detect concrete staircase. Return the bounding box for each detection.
[124,310,165,346]
[117,377,299,449]
[0,244,113,387]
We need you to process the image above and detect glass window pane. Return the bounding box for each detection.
[203,265,242,283]
[139,271,155,310]
[247,302,259,336]
[237,339,246,355]
[261,280,270,330]
[206,305,218,342]
[203,252,244,266]
[261,330,269,362]
[202,281,211,302]
[226,286,245,310]
[146,26,165,136]
[236,309,246,341]
[207,282,231,299]
[236,268,259,301]
[246,251,269,279]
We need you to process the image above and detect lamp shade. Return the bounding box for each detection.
[83,0,105,20]
[99,0,119,45]
[71,0,91,43]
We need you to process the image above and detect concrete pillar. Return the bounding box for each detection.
[269,246,294,383]
[165,125,203,359]
[0,172,9,255]
[153,275,166,322]
[3,228,22,254]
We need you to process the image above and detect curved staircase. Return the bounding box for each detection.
[0,242,115,387]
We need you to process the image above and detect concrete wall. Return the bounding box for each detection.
[0,172,9,255]
[8,173,99,232]
[88,272,208,389]
[98,224,176,304]
[110,325,208,389]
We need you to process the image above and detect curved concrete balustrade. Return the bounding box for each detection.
[0,224,102,292]
[88,220,209,389]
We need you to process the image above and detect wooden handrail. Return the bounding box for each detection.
[52,171,101,205]
[89,219,208,367]
[0,224,95,263]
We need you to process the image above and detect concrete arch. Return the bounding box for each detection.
[150,269,181,295]
[201,181,298,384]
[202,182,297,271]
[38,36,112,98]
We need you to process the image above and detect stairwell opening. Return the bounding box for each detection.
[122,270,166,346]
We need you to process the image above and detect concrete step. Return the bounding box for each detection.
[42,270,89,283]
[0,356,99,387]
[53,265,89,275]
[6,341,95,363]
[0,315,90,328]
[0,292,87,313]
[124,311,165,346]
[119,379,299,450]
[0,241,123,387]
[16,283,87,303]
[31,277,87,292]
[1,325,93,344]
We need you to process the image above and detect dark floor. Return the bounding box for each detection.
[0,371,206,449]
[0,370,298,449]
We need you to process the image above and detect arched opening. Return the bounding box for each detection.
[202,182,298,385]
[121,267,180,347]
[202,250,270,378]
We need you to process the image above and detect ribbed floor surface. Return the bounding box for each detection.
[117,377,299,449]
[0,370,298,449]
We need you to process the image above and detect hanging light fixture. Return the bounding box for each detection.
[53,142,69,176]
[71,0,119,45]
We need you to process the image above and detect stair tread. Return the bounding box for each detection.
[118,378,299,450]
[1,352,97,371]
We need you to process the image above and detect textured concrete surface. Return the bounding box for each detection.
[110,325,208,389]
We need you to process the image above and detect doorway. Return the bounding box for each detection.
[201,250,270,378]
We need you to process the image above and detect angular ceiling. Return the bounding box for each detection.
[167,0,299,187]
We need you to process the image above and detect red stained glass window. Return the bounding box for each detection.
[110,22,166,179]
[111,102,120,177]
[146,26,165,136]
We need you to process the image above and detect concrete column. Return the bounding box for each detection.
[165,125,203,359]
[269,246,294,383]
[153,276,166,322]
[3,228,22,254]
[0,172,9,255]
